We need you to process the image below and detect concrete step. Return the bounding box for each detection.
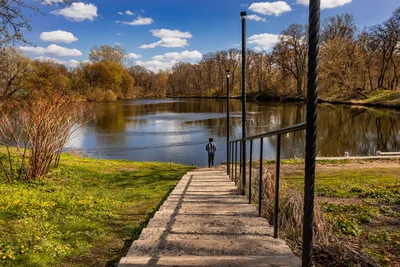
[147,216,270,228]
[138,227,274,241]
[119,255,301,266]
[166,195,248,200]
[157,204,258,213]
[126,239,294,257]
[173,186,237,190]
[174,183,236,187]
[161,199,250,206]
[152,210,259,218]
[182,180,232,184]
[188,175,229,178]
[169,191,239,196]
[187,170,227,174]
[172,189,239,194]
[120,169,300,267]
[162,200,250,206]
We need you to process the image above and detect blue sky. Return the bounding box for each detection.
[20,0,399,71]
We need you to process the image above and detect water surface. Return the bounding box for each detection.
[67,99,400,166]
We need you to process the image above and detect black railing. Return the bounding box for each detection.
[227,121,307,238]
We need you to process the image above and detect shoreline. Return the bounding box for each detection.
[162,91,400,110]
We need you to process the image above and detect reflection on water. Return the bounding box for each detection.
[67,99,400,166]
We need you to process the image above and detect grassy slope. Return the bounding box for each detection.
[278,160,400,266]
[320,90,400,108]
[0,153,193,266]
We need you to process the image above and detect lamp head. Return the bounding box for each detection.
[240,11,247,19]
[226,70,231,79]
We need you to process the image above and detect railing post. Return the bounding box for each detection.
[303,0,320,266]
[227,143,230,176]
[235,142,238,184]
[231,143,234,180]
[226,70,231,176]
[273,134,281,238]
[259,137,263,215]
[241,11,247,196]
[249,139,253,204]
[239,141,242,181]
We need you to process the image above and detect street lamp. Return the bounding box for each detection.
[226,70,231,176]
[240,11,247,195]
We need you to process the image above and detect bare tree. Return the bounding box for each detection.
[273,24,308,96]
[0,0,75,47]
[0,47,30,99]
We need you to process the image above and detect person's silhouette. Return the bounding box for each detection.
[206,138,217,168]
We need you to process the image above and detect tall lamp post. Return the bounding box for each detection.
[240,11,247,195]
[226,70,231,176]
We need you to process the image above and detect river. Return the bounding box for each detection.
[67,98,400,166]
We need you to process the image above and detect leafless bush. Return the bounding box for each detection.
[0,92,94,181]
[0,102,28,181]
[250,166,329,248]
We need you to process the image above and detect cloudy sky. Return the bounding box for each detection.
[20,0,399,71]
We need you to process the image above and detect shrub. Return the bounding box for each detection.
[250,168,328,246]
[104,89,117,101]
[0,92,94,181]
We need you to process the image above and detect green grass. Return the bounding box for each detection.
[283,166,400,203]
[0,153,193,266]
[273,161,400,266]
[321,89,400,108]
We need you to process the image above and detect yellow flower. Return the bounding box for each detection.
[21,245,24,249]
[2,256,6,259]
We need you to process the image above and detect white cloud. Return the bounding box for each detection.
[127,53,142,59]
[137,50,202,72]
[248,33,280,51]
[140,9,145,13]
[125,10,134,16]
[117,32,122,35]
[19,44,82,57]
[136,60,177,72]
[152,50,202,61]
[140,38,188,49]
[296,0,352,9]
[42,0,64,4]
[40,30,78,43]
[116,42,121,46]
[247,14,267,22]
[51,3,98,21]
[240,4,249,7]
[122,16,154,26]
[118,12,123,15]
[151,29,192,39]
[140,29,192,49]
[35,56,82,68]
[248,1,292,16]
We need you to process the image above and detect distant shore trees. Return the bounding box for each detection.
[0,7,399,101]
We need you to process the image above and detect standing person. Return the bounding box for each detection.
[206,138,217,168]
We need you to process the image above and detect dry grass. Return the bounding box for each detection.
[250,167,329,251]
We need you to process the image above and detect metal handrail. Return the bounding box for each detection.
[227,121,307,239]
[228,122,307,143]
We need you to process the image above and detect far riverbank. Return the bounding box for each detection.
[165,89,400,110]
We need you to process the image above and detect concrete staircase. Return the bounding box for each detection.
[119,168,300,267]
